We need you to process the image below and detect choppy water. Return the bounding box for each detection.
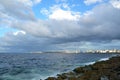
[0,53,118,80]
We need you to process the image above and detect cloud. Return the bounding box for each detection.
[12,20,52,37]
[49,8,80,20]
[33,0,42,4]
[84,0,103,5]
[17,0,42,6]
[41,3,120,41]
[41,4,80,20]
[0,0,120,52]
[0,32,53,52]
[41,3,80,21]
[0,0,43,29]
[1,31,119,53]
[110,0,120,9]
[0,0,36,22]
[7,3,120,41]
[13,31,26,36]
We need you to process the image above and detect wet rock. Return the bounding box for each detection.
[57,73,67,79]
[45,77,56,80]
[73,67,86,73]
[68,76,78,80]
[100,76,109,80]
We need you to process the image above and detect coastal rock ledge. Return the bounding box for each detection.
[45,56,120,80]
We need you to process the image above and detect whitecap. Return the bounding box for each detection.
[83,61,96,65]
[98,57,109,61]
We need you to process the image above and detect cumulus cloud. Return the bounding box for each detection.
[4,3,120,39]
[110,0,120,9]
[40,3,120,41]
[49,8,80,20]
[41,4,80,21]
[77,4,120,40]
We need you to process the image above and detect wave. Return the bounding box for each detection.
[38,72,59,80]
[82,58,109,66]
[83,61,96,65]
[98,54,120,62]
[98,57,109,61]
[83,56,115,66]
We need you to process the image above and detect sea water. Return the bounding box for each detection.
[0,53,118,80]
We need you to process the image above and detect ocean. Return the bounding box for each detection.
[0,53,118,80]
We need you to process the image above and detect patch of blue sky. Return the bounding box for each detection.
[32,0,56,19]
[69,1,93,13]
[0,27,18,37]
[71,2,96,13]
[69,0,109,14]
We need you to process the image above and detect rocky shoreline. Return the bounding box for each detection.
[45,56,120,80]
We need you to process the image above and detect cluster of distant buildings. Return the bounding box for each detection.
[52,49,120,54]
[86,49,120,53]
[51,49,120,53]
[33,49,120,54]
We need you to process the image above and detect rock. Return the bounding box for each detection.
[68,76,78,80]
[73,67,85,73]
[45,77,56,80]
[57,73,67,79]
[100,76,109,80]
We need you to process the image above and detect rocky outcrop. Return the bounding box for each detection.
[45,56,120,80]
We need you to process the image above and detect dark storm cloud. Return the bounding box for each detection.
[0,32,53,52]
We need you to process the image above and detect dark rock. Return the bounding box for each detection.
[100,76,109,80]
[57,73,67,79]
[68,76,78,80]
[73,67,85,73]
[45,77,56,80]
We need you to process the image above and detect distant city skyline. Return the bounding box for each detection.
[0,0,120,53]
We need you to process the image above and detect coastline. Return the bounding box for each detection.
[45,55,120,80]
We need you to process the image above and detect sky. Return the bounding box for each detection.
[0,0,120,53]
